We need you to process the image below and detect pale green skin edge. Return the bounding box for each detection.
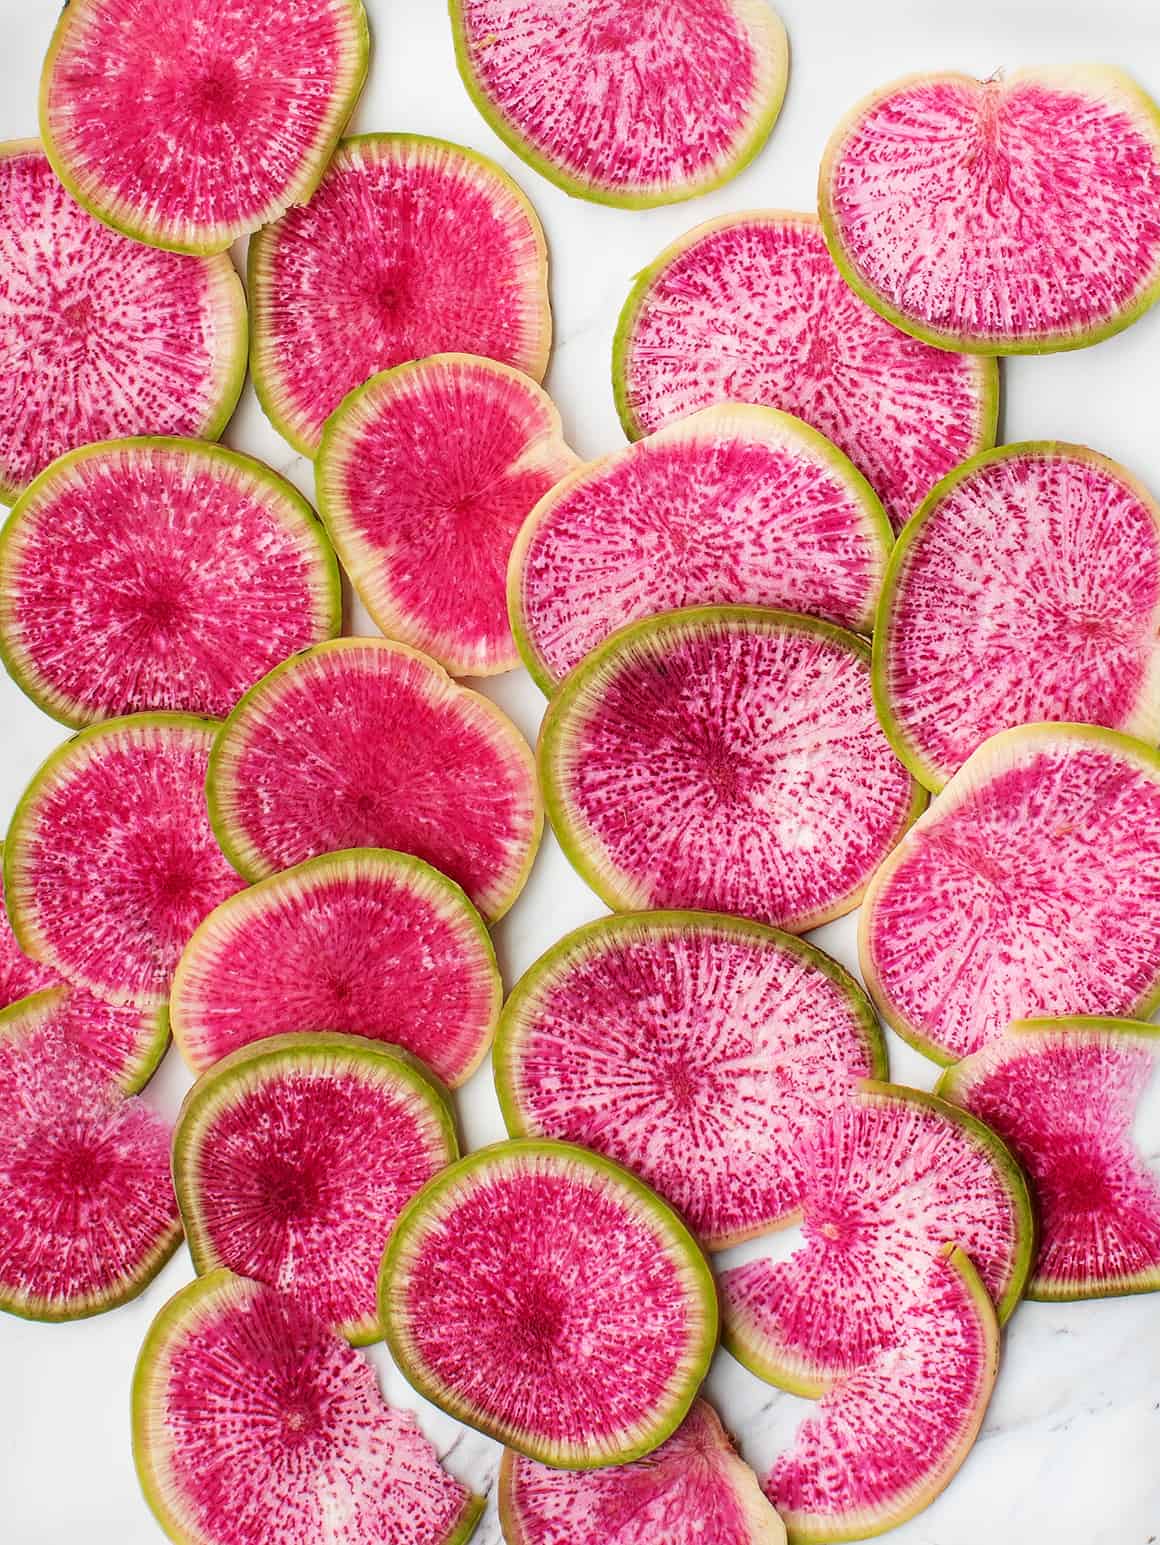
[507,402,897,696]
[493,908,887,1251]
[447,0,790,210]
[857,723,1160,1066]
[817,66,1160,356]
[937,1015,1160,1303]
[379,1137,719,1469]
[248,133,554,457]
[872,441,1160,794]
[538,604,927,933]
[0,436,342,729]
[39,2,371,256]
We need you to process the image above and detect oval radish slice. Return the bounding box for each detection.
[133,1271,483,1545]
[820,67,1160,353]
[613,211,997,532]
[495,911,885,1249]
[939,1018,1160,1301]
[380,1139,718,1467]
[171,849,500,1087]
[5,714,246,1009]
[450,0,788,208]
[860,724,1160,1065]
[0,142,246,504]
[317,355,578,677]
[874,443,1160,792]
[0,438,341,728]
[510,404,893,693]
[207,638,541,922]
[250,134,552,456]
[40,0,370,255]
[539,606,921,932]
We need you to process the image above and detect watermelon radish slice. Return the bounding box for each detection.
[40,0,370,255]
[133,1270,483,1545]
[939,1018,1160,1301]
[0,989,181,1321]
[317,354,578,677]
[860,724,1160,1065]
[207,639,541,922]
[174,1032,457,1344]
[499,1399,787,1545]
[171,849,500,1087]
[494,911,885,1249]
[874,443,1160,793]
[820,68,1160,355]
[250,134,552,456]
[0,843,62,1008]
[510,404,893,693]
[449,0,789,208]
[539,606,921,932]
[0,142,246,505]
[5,713,246,1009]
[0,438,341,728]
[613,212,997,532]
[380,1139,718,1467]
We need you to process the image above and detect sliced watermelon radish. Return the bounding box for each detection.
[207,639,541,922]
[449,0,789,208]
[539,606,921,932]
[317,354,578,677]
[510,404,893,693]
[0,843,60,1008]
[613,211,997,532]
[820,67,1160,353]
[40,0,370,255]
[0,142,246,504]
[250,134,552,456]
[171,849,500,1087]
[133,1270,483,1545]
[494,911,885,1250]
[5,713,246,1009]
[874,443,1160,793]
[499,1399,787,1545]
[939,1018,1160,1301]
[380,1139,717,1467]
[0,989,181,1321]
[860,724,1160,1065]
[0,438,341,728]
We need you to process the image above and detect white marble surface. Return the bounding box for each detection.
[3,1,1160,1541]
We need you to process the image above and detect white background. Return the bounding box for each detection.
[2,2,1160,1541]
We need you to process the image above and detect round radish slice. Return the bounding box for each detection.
[0,438,341,728]
[171,849,500,1087]
[5,713,246,1009]
[449,0,788,208]
[499,1399,787,1545]
[133,1271,483,1545]
[174,1033,457,1344]
[510,404,893,693]
[720,1084,1031,1395]
[860,724,1160,1065]
[40,0,370,255]
[0,142,246,504]
[539,606,921,932]
[0,989,181,1321]
[939,1018,1160,1301]
[207,639,541,922]
[317,355,578,677]
[380,1139,718,1467]
[0,843,61,1008]
[613,211,997,532]
[820,67,1160,353]
[250,135,552,456]
[494,911,885,1249]
[874,444,1160,793]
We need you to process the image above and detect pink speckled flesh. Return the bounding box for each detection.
[0,854,59,1007]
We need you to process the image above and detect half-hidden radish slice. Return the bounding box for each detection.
[509,404,893,693]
